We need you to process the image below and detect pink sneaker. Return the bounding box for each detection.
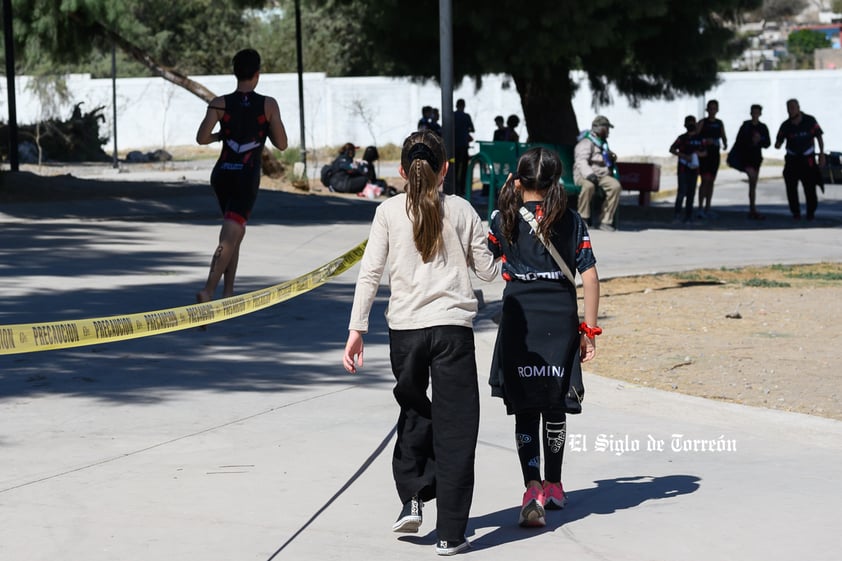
[542,481,567,510]
[518,486,546,527]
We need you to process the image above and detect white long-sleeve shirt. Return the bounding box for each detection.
[348,193,499,333]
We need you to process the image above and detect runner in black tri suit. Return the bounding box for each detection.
[195,49,288,305]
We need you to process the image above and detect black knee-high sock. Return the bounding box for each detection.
[514,412,541,485]
[543,409,567,483]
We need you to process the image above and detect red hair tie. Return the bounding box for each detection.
[579,323,602,338]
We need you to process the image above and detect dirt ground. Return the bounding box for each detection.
[3,165,841,422]
[595,264,842,421]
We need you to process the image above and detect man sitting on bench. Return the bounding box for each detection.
[573,115,622,231]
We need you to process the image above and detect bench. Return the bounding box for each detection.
[616,162,661,206]
[466,141,661,221]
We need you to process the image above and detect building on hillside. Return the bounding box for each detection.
[814,47,842,68]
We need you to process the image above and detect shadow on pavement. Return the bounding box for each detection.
[0,281,392,402]
[1,171,379,224]
[464,474,701,550]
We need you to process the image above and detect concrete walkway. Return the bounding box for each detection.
[1,163,841,561]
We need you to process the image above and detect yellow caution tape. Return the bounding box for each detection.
[0,241,367,356]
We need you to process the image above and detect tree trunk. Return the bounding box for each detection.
[85,20,215,103]
[512,71,580,146]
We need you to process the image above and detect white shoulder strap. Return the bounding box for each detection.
[519,207,576,285]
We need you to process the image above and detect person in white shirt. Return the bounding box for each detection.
[343,129,499,556]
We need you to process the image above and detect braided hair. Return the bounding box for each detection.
[400,130,447,262]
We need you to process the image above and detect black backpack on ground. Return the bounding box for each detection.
[320,163,335,187]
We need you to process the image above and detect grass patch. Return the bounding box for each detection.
[742,278,791,288]
[277,148,304,167]
[785,271,842,281]
[674,271,722,283]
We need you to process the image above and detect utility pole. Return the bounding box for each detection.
[439,0,454,194]
[111,43,119,168]
[294,0,307,175]
[3,0,20,171]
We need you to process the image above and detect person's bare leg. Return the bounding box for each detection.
[698,177,712,213]
[747,167,759,214]
[705,178,715,212]
[197,220,245,303]
[697,179,707,210]
[222,240,242,298]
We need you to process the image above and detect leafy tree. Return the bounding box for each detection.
[6,0,268,102]
[249,0,370,76]
[787,29,831,69]
[3,1,372,80]
[326,0,761,144]
[4,0,290,172]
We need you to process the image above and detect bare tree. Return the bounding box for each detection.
[25,75,71,169]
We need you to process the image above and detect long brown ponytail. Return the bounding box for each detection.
[400,130,447,262]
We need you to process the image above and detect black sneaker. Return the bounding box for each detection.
[435,537,470,556]
[392,495,422,533]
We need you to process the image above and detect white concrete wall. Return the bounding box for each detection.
[3,70,841,158]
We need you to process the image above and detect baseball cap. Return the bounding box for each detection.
[592,115,614,128]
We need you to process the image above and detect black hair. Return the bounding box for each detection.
[751,104,762,113]
[497,147,567,244]
[339,142,356,157]
[233,49,261,81]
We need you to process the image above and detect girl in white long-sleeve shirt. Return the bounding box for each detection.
[343,130,498,556]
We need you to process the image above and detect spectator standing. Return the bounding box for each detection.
[572,115,622,231]
[669,115,706,223]
[418,106,433,131]
[492,115,507,141]
[505,115,520,142]
[695,100,728,219]
[730,104,771,220]
[774,98,825,221]
[453,99,475,194]
[430,108,443,136]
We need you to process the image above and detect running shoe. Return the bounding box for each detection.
[392,495,422,533]
[435,537,470,556]
[518,486,546,527]
[542,481,568,510]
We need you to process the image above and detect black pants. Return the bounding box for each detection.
[515,408,567,485]
[389,326,480,542]
[783,156,819,219]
